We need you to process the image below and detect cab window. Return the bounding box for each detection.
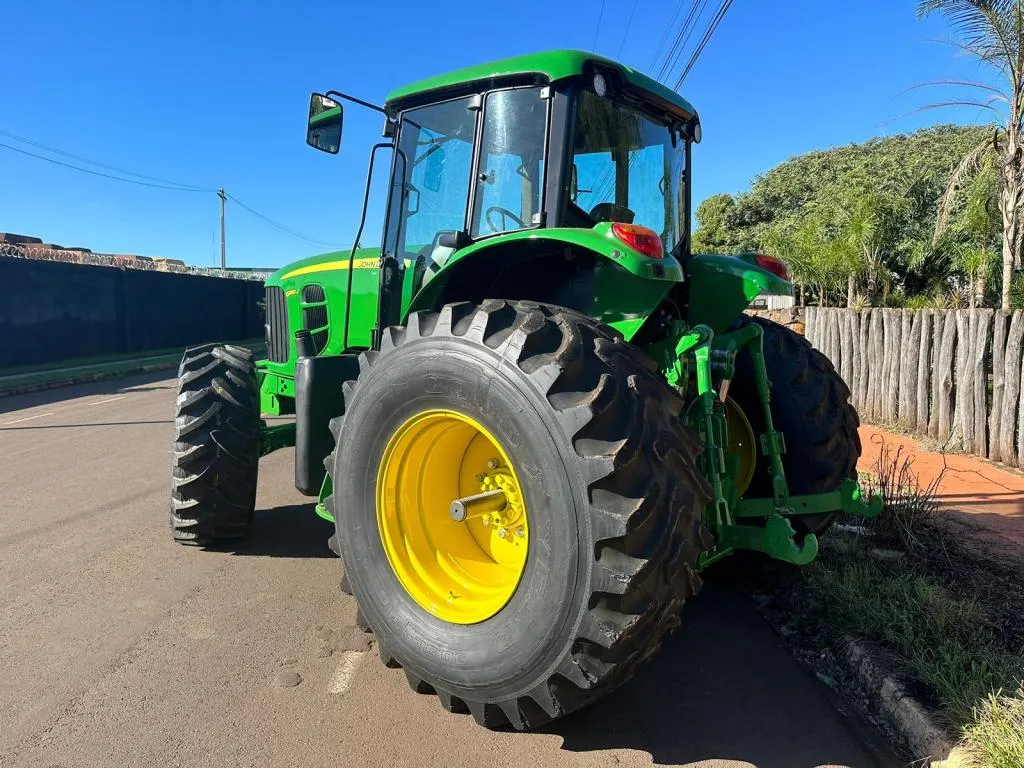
[386,97,476,258]
[471,87,547,237]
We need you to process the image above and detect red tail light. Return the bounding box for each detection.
[612,223,664,259]
[754,253,790,281]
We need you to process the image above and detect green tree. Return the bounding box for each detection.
[763,213,856,306]
[690,125,988,301]
[691,193,740,253]
[919,0,1024,309]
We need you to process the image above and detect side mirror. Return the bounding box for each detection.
[307,93,342,154]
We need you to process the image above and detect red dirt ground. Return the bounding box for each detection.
[857,425,1024,550]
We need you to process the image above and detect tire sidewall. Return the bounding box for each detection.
[335,335,592,700]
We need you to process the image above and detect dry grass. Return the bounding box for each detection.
[861,438,942,549]
[959,688,1024,768]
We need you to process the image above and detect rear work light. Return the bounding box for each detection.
[754,253,790,281]
[611,223,664,259]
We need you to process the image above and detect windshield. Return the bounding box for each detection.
[569,90,686,254]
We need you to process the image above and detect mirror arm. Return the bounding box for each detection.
[325,89,388,116]
[343,142,396,349]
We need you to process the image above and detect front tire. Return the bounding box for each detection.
[327,301,710,729]
[169,344,260,545]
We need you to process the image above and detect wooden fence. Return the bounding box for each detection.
[803,308,1024,468]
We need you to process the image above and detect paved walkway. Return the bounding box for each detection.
[857,425,1024,550]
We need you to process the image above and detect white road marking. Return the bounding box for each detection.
[328,651,366,695]
[2,412,54,425]
[88,395,127,406]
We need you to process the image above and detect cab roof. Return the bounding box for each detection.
[384,49,697,121]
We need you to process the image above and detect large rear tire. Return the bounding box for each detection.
[326,300,710,729]
[730,315,861,536]
[169,344,260,545]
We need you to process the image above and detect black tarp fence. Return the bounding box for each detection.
[0,256,264,367]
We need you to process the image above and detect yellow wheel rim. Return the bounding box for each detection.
[725,397,757,496]
[376,409,529,624]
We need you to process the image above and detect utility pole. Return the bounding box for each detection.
[218,188,227,272]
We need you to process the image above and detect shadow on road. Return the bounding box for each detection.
[0,420,173,430]
[0,369,177,413]
[217,503,335,559]
[541,582,897,768]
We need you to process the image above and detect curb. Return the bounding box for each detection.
[842,636,964,766]
[0,360,179,398]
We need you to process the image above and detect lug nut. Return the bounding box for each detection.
[497,527,507,538]
[487,458,500,469]
[482,517,490,526]
[514,527,525,538]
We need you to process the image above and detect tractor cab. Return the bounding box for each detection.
[304,51,701,341]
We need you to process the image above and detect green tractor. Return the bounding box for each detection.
[169,50,880,729]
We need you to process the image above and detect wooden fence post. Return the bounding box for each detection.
[839,310,852,387]
[858,309,871,411]
[899,311,919,428]
[883,310,900,422]
[937,312,957,442]
[1018,350,1024,468]
[971,310,991,456]
[999,312,1024,467]
[952,311,974,452]
[990,311,1009,461]
[915,310,932,434]
[848,311,861,407]
[929,312,943,439]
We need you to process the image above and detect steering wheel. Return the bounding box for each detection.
[485,206,526,233]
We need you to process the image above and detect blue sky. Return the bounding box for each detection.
[0,1,1000,268]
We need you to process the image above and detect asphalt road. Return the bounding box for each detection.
[1,372,899,768]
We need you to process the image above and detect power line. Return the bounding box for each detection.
[0,129,211,191]
[2,129,340,249]
[0,141,211,192]
[648,0,689,71]
[616,0,641,59]
[592,0,607,52]
[674,0,734,89]
[224,192,342,247]
[657,0,709,84]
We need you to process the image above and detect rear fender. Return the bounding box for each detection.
[687,253,793,335]
[405,225,682,340]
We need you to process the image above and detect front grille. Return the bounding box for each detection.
[301,283,329,355]
[303,305,328,332]
[265,285,290,363]
[302,284,326,303]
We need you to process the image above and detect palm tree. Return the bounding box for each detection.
[841,192,903,306]
[919,0,1024,309]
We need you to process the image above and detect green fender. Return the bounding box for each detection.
[404,224,683,340]
[686,253,793,334]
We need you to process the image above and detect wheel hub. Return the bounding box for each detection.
[376,410,529,624]
[725,397,757,496]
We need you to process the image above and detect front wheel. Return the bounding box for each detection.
[326,301,710,729]
[169,344,260,544]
